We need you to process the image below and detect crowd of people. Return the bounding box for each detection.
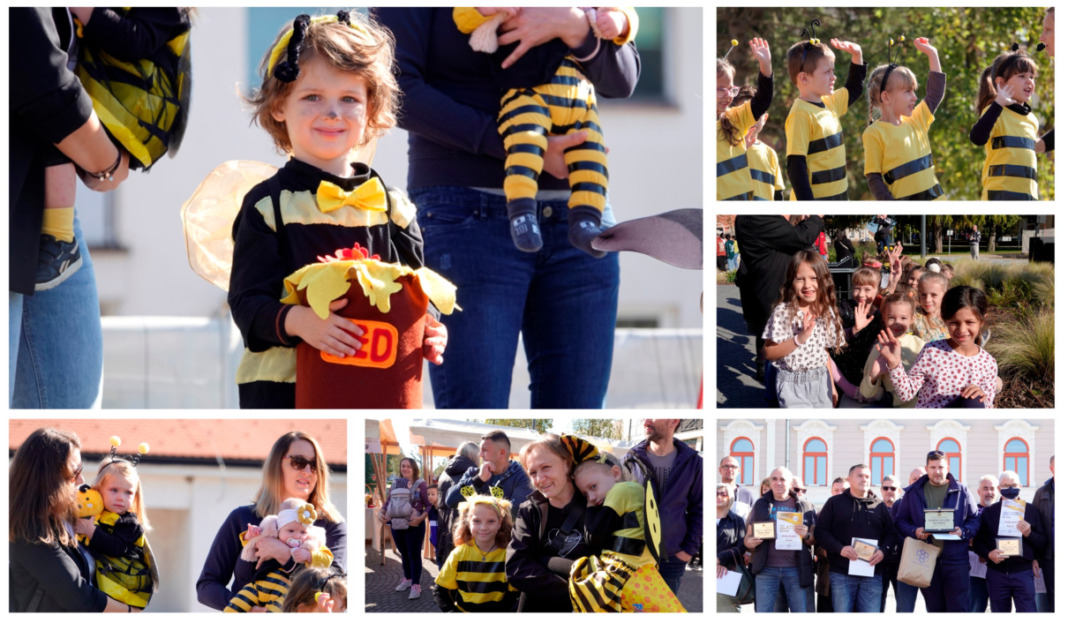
[375,420,702,612]
[717,452,1055,613]
[732,215,1007,409]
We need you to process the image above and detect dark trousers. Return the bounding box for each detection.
[881,572,899,612]
[988,567,1037,613]
[1038,557,1055,612]
[921,560,970,612]
[969,576,989,612]
[391,522,426,584]
[658,555,688,595]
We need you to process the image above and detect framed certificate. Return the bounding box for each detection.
[753,521,775,539]
[853,539,878,562]
[997,537,1023,557]
[924,508,955,533]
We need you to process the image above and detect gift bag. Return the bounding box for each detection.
[897,537,941,588]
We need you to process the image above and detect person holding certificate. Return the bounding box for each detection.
[814,465,895,612]
[744,466,817,612]
[894,450,980,612]
[716,483,748,613]
[972,470,1047,613]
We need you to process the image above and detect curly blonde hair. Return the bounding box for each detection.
[245,11,399,155]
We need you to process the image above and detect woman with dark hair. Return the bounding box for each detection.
[377,457,431,600]
[833,229,856,267]
[507,433,593,612]
[196,431,346,611]
[9,428,137,612]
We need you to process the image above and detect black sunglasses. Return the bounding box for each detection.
[882,486,898,491]
[71,463,84,482]
[792,487,807,494]
[288,455,318,472]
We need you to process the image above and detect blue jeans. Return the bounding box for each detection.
[829,571,882,612]
[895,577,920,612]
[391,521,426,585]
[411,186,619,408]
[755,566,813,612]
[658,554,687,596]
[970,576,989,612]
[10,218,103,408]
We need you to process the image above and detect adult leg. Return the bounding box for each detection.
[1038,557,1054,612]
[14,217,102,408]
[969,576,990,612]
[406,522,427,586]
[1009,569,1037,612]
[412,187,528,408]
[829,571,857,612]
[855,574,883,613]
[987,570,1011,612]
[9,292,23,405]
[753,569,782,613]
[656,554,687,596]
[941,562,970,612]
[895,578,919,612]
[390,527,412,581]
[523,201,618,408]
[779,567,809,612]
[921,561,948,612]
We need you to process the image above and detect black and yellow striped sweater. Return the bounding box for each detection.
[224,569,290,613]
[434,543,518,612]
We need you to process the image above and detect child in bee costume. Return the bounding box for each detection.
[78,438,158,609]
[562,435,685,612]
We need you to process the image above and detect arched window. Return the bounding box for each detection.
[870,437,895,484]
[1004,438,1030,486]
[730,437,755,486]
[803,437,828,486]
[937,438,962,480]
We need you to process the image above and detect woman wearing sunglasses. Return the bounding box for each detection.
[10,428,138,612]
[196,431,346,611]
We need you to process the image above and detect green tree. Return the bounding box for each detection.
[717,7,1053,200]
[572,419,621,439]
[480,419,552,433]
[975,215,1022,252]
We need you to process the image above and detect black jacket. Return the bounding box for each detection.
[973,498,1047,574]
[435,454,478,559]
[814,489,895,576]
[717,510,747,569]
[1032,478,1054,561]
[747,490,817,586]
[10,539,108,612]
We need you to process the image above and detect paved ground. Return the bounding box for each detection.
[716,283,767,408]
[365,544,704,612]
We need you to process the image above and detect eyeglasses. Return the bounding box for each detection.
[882,486,898,491]
[287,455,318,472]
[720,464,739,470]
[70,463,84,482]
[717,86,741,97]
[792,487,807,494]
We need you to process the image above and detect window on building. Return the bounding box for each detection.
[730,437,754,486]
[1004,438,1030,486]
[937,438,962,480]
[803,437,828,486]
[870,437,895,484]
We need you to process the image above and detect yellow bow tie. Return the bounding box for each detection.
[316,178,387,213]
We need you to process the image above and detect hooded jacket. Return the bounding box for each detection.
[445,459,534,517]
[717,509,747,569]
[435,453,479,562]
[895,473,979,564]
[747,490,817,585]
[1032,477,1054,562]
[625,438,703,557]
[814,489,895,576]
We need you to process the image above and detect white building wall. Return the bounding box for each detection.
[92,7,703,330]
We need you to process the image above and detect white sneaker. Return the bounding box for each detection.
[409,585,422,600]
[395,579,412,592]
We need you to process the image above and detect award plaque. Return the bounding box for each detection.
[753,521,776,539]
[997,537,1023,557]
[853,539,878,562]
[924,508,955,533]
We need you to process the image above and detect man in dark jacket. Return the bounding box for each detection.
[446,430,533,517]
[895,451,980,612]
[744,466,817,612]
[717,482,747,613]
[968,474,999,612]
[626,419,702,596]
[1031,455,1054,612]
[814,465,895,612]
[435,444,479,566]
[973,470,1047,612]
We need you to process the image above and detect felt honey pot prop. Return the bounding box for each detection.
[280,242,458,408]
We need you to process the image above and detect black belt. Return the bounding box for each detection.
[883,153,933,185]
[750,169,776,184]
[808,132,843,155]
[988,164,1037,180]
[898,184,944,201]
[811,166,846,185]
[992,136,1036,150]
[717,153,748,177]
[987,189,1036,200]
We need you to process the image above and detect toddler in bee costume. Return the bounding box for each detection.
[563,435,685,612]
[77,438,158,609]
[454,7,638,256]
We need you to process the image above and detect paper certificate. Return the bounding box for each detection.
[924,508,955,533]
[848,538,878,577]
[997,537,1023,557]
[716,570,743,596]
[775,512,803,550]
[753,521,776,540]
[998,499,1026,537]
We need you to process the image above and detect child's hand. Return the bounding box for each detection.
[798,310,816,344]
[316,592,335,613]
[854,299,873,332]
[961,384,987,403]
[593,7,627,40]
[913,37,937,57]
[830,38,863,65]
[291,547,312,564]
[284,299,364,358]
[75,517,96,538]
[995,81,1018,107]
[476,7,518,18]
[876,329,902,369]
[749,37,773,78]
[422,314,448,365]
[246,524,262,539]
[870,355,885,382]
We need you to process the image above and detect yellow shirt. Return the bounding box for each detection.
[602,481,658,569]
[747,141,784,201]
[980,105,1040,200]
[862,101,945,200]
[436,543,516,612]
[717,101,756,200]
[786,88,851,200]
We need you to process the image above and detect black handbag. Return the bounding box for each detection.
[730,550,755,605]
